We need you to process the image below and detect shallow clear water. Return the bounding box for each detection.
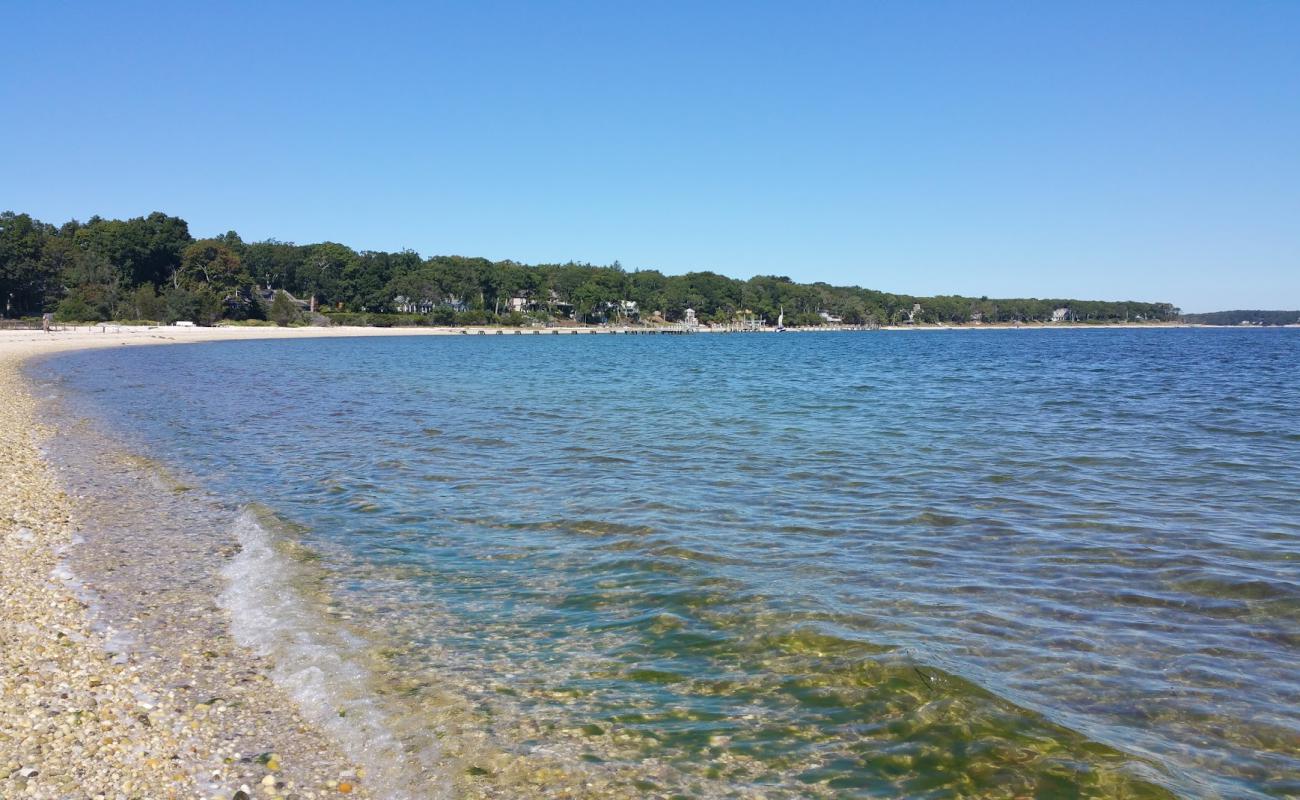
[37,330,1300,798]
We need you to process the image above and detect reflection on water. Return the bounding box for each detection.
[39,329,1300,798]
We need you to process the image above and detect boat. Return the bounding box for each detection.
[776,308,786,332]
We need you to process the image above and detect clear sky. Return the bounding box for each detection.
[3,1,1297,312]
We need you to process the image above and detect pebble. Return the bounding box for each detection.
[0,346,371,799]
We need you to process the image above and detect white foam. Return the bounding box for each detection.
[219,507,447,800]
[49,545,133,660]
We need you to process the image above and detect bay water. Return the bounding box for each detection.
[34,329,1300,798]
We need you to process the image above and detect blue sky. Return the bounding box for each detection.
[3,1,1297,312]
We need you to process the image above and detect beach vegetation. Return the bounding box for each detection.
[455,309,495,326]
[428,306,457,325]
[55,290,108,323]
[163,286,224,326]
[121,284,166,321]
[318,311,375,327]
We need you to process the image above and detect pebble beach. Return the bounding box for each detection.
[0,327,428,800]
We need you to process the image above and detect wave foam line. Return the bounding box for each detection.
[219,507,447,800]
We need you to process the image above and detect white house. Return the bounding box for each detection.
[393,295,435,314]
[1051,307,1070,323]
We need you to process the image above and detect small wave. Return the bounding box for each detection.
[220,507,446,800]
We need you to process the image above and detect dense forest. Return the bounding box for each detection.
[1181,310,1299,326]
[1,210,1181,327]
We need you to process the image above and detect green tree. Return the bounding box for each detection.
[243,240,302,293]
[428,306,456,325]
[121,284,165,321]
[59,250,121,321]
[73,212,191,288]
[162,286,222,325]
[55,290,107,322]
[0,211,54,316]
[269,290,301,326]
[298,242,358,308]
[177,239,246,293]
[573,280,618,321]
[3,207,1189,327]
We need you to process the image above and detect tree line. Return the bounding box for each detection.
[1,210,1181,326]
[1181,310,1299,326]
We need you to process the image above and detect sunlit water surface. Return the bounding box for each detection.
[37,330,1300,798]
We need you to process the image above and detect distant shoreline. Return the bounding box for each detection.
[3,319,1290,350]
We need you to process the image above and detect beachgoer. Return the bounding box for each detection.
[42,312,53,333]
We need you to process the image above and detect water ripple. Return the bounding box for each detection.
[39,329,1300,799]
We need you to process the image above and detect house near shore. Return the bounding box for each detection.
[391,294,468,314]
[393,295,435,314]
[528,290,574,319]
[1051,307,1071,323]
[819,311,843,324]
[590,300,639,323]
[504,292,642,322]
[254,288,310,310]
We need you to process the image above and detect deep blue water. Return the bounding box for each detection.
[39,329,1300,798]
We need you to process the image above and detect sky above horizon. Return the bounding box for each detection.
[3,1,1297,313]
